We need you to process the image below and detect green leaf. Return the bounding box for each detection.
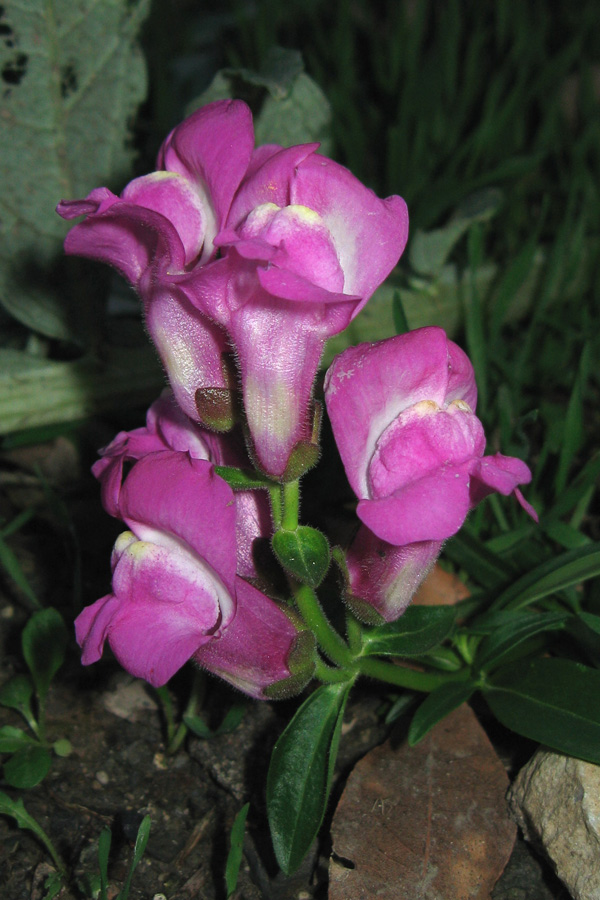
[217,702,247,735]
[98,827,112,900]
[3,744,52,788]
[120,815,151,899]
[483,658,600,764]
[0,0,150,342]
[0,674,34,712]
[192,47,332,153]
[272,526,331,588]
[554,342,591,496]
[409,188,502,276]
[22,608,68,703]
[474,611,569,671]
[494,543,600,611]
[362,605,456,657]
[578,611,600,636]
[214,465,274,490]
[0,725,38,753]
[0,533,40,608]
[408,680,477,745]
[41,871,63,900]
[444,529,511,588]
[225,802,250,899]
[0,791,65,874]
[391,290,409,334]
[182,714,214,740]
[267,681,351,874]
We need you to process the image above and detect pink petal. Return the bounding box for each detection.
[367,403,485,500]
[143,283,231,423]
[194,577,312,698]
[227,143,320,228]
[290,153,409,304]
[119,452,238,598]
[470,454,537,520]
[346,527,442,622]
[158,99,254,253]
[325,328,468,498]
[123,172,208,266]
[58,189,187,285]
[357,465,474,545]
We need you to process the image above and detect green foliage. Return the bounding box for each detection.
[267,681,351,874]
[191,45,332,152]
[483,659,600,764]
[408,681,477,746]
[0,0,150,344]
[184,702,247,740]
[362,606,457,658]
[272,526,331,588]
[0,791,66,876]
[225,802,250,899]
[0,608,70,788]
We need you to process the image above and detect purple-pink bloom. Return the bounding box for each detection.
[325,327,537,547]
[57,100,254,426]
[345,526,442,623]
[194,580,315,700]
[189,144,409,478]
[76,452,238,686]
[92,389,270,578]
[76,450,314,694]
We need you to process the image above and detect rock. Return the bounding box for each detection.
[329,703,516,899]
[508,749,600,900]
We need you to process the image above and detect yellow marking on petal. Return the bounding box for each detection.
[411,399,441,416]
[284,204,321,224]
[448,399,473,413]
[114,531,137,554]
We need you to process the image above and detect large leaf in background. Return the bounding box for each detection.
[191,46,332,153]
[0,0,150,344]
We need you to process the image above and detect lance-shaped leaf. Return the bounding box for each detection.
[483,658,600,765]
[362,605,457,657]
[272,526,331,588]
[474,610,569,671]
[408,679,478,746]
[267,681,351,874]
[493,542,600,611]
[22,608,68,704]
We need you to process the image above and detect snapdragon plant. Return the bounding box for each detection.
[56,99,600,875]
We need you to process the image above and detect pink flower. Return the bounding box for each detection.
[189,143,409,478]
[92,389,270,577]
[76,453,238,687]
[325,327,537,547]
[344,527,442,623]
[57,100,255,427]
[76,451,314,695]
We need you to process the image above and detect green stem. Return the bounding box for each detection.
[269,485,283,529]
[294,583,353,668]
[345,613,363,655]
[358,657,467,693]
[281,479,300,531]
[314,656,354,683]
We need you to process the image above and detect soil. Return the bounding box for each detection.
[0,430,573,900]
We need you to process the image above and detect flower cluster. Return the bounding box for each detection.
[58,100,535,697]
